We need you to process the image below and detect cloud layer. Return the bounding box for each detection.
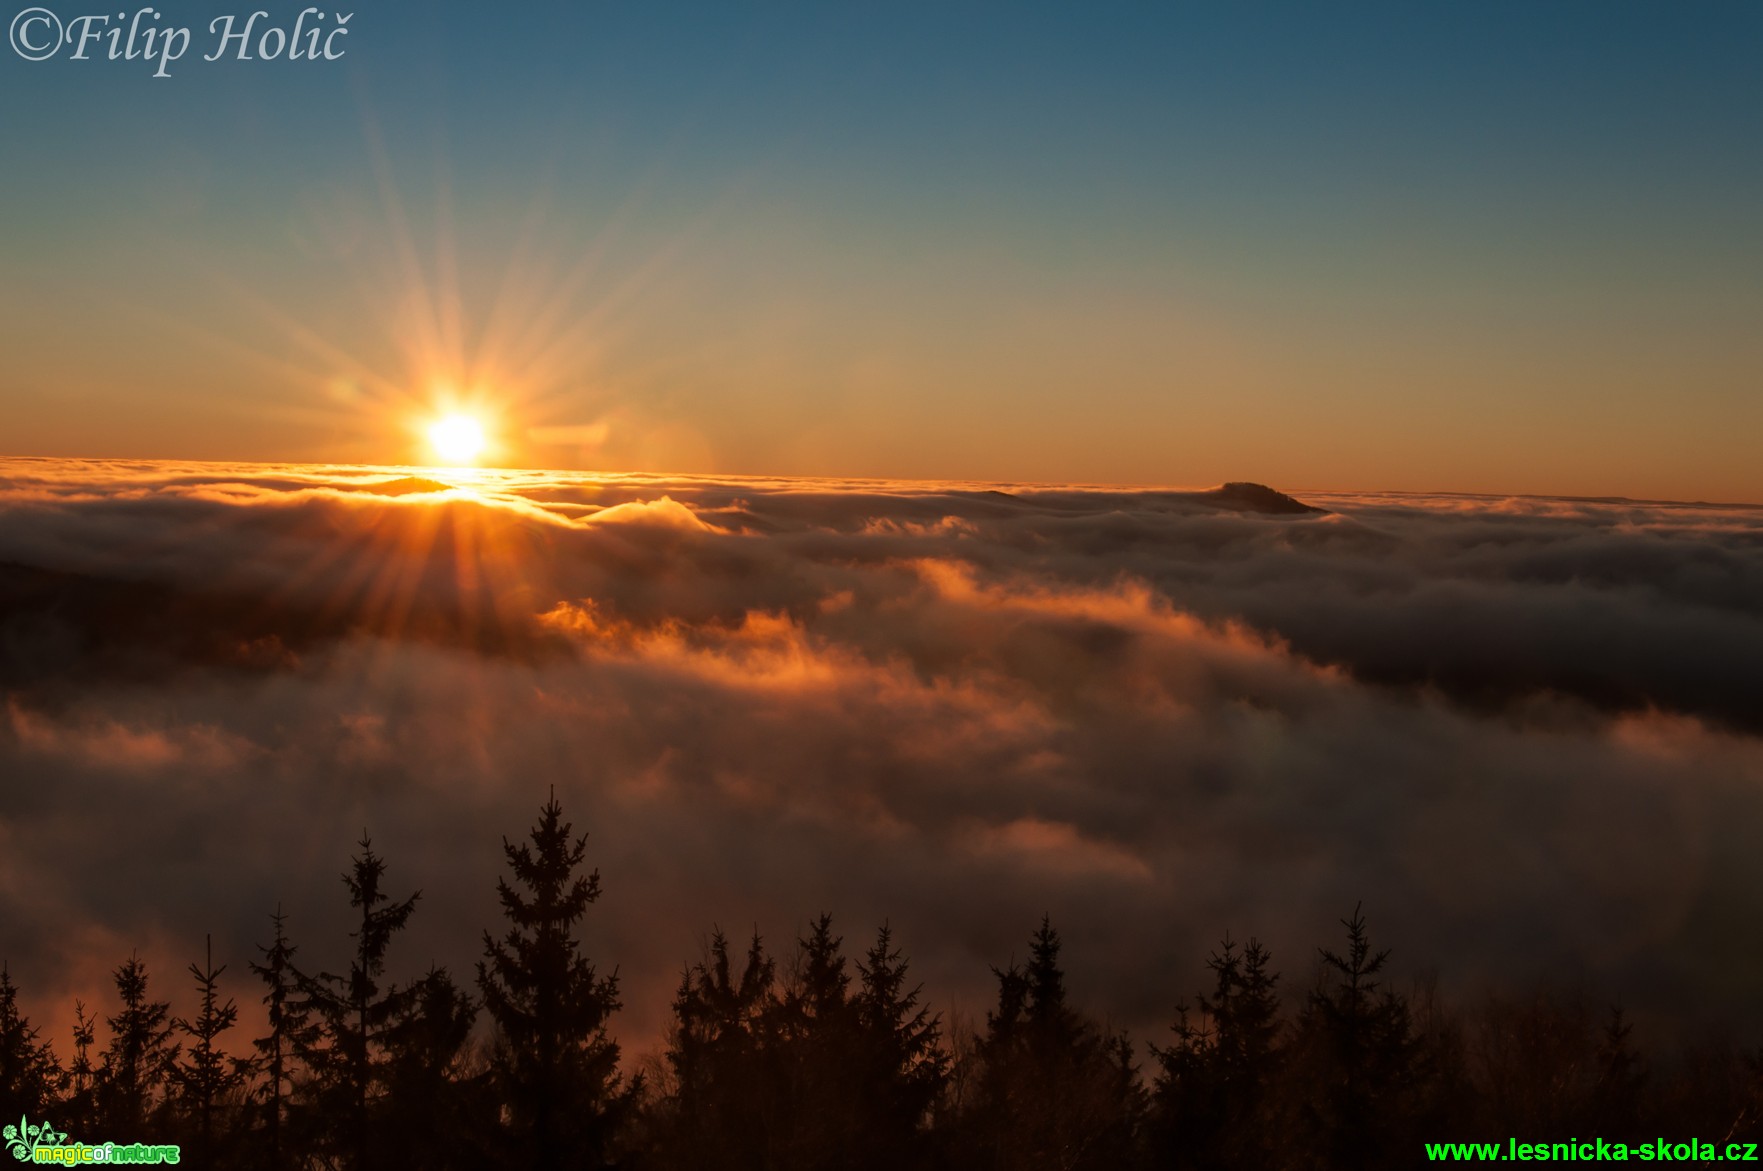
[3,458,1762,1053]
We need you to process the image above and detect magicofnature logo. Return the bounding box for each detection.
[4,1115,180,1164]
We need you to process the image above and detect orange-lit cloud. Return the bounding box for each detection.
[4,459,1763,1053]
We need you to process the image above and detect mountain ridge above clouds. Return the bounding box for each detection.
[1195,481,1326,514]
[981,480,1322,509]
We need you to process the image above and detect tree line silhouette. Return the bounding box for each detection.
[3,794,1760,1168]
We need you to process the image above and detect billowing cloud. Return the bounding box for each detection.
[3,458,1762,1057]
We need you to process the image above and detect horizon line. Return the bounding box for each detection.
[2,451,1760,512]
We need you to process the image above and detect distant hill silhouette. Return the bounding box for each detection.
[976,482,1324,515]
[356,476,456,496]
[1197,482,1326,515]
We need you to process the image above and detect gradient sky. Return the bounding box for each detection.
[2,1,1759,499]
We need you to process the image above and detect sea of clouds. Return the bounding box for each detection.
[3,458,1762,1056]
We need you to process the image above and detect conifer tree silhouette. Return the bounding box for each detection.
[787,915,851,1033]
[250,907,313,1171]
[771,915,856,1169]
[1294,904,1417,1169]
[380,964,482,1170]
[18,817,1763,1163]
[0,967,63,1118]
[478,792,634,1170]
[651,916,950,1171]
[851,922,949,1168]
[964,918,1141,1171]
[98,954,179,1138]
[1592,1004,1646,1136]
[171,934,247,1162]
[63,1001,98,1133]
[660,928,778,1170]
[298,834,423,1170]
[1211,937,1281,1089]
[1150,934,1283,1169]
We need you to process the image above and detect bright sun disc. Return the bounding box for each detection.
[428,414,486,465]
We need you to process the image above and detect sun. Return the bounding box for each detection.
[427,414,486,465]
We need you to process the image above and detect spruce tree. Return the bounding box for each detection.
[785,915,851,1034]
[381,965,482,1170]
[299,835,422,1170]
[1592,1004,1647,1136]
[64,1002,97,1133]
[171,935,247,1161]
[659,929,778,1171]
[249,908,313,1171]
[1150,934,1283,1169]
[0,967,63,1118]
[98,954,179,1137]
[478,793,633,1169]
[1294,904,1417,1169]
[852,923,949,1168]
[1209,937,1281,1086]
[771,915,859,1169]
[964,918,1141,1171]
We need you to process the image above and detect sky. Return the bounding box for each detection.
[5,460,1763,1052]
[2,2,1760,499]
